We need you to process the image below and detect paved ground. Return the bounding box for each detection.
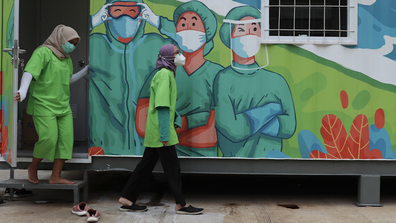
[1,169,396,222]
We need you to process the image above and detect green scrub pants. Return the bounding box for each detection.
[32,114,74,161]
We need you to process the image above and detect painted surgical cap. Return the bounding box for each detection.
[106,0,143,4]
[173,1,217,56]
[220,6,261,49]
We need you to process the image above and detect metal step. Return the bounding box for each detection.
[0,178,88,205]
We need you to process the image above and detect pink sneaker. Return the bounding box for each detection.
[86,208,100,222]
[71,202,89,216]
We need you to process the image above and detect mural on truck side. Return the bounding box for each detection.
[87,0,396,159]
[1,0,15,163]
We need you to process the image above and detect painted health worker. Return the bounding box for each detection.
[213,6,296,158]
[89,0,173,155]
[14,25,88,184]
[119,44,203,215]
[136,1,223,157]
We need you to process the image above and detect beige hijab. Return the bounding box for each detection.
[40,24,80,60]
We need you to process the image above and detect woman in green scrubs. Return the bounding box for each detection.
[14,25,87,184]
[119,44,203,215]
[136,1,223,157]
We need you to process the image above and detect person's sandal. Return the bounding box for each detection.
[119,203,148,212]
[71,201,90,216]
[176,205,204,215]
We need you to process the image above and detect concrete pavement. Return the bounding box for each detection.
[1,169,396,222]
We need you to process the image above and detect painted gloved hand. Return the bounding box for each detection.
[259,116,280,137]
[137,3,159,28]
[243,102,283,135]
[91,3,112,28]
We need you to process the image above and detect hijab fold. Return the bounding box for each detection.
[156,44,176,74]
[40,24,80,60]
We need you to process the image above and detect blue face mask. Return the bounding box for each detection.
[62,42,75,53]
[109,16,140,39]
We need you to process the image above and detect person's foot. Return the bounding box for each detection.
[176,205,204,215]
[49,177,75,184]
[28,165,39,184]
[119,203,148,212]
[119,197,132,206]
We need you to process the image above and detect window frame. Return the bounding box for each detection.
[261,0,358,45]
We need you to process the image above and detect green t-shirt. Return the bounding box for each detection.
[25,47,73,116]
[144,68,179,148]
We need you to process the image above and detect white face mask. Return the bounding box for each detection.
[231,35,261,58]
[174,53,186,66]
[176,30,206,53]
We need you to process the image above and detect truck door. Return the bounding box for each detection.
[1,0,24,167]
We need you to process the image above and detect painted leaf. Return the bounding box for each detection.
[348,115,382,159]
[369,124,392,159]
[310,150,333,159]
[88,147,105,156]
[298,129,327,158]
[320,114,349,159]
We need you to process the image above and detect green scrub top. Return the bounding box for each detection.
[144,68,179,148]
[25,47,73,116]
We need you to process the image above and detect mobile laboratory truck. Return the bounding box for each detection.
[1,0,396,206]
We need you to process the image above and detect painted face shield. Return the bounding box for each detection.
[223,18,268,71]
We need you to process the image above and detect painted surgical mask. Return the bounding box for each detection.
[176,30,206,53]
[174,53,186,66]
[109,16,140,39]
[231,35,261,58]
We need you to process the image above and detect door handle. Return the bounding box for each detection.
[3,45,26,67]
[79,60,85,67]
[2,48,26,54]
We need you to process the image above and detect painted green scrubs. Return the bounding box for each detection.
[213,62,296,158]
[140,61,223,157]
[173,62,223,157]
[89,3,173,155]
[25,47,74,161]
[151,15,223,157]
[144,68,178,148]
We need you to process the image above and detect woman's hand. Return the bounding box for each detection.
[174,124,181,131]
[161,141,169,147]
[14,92,21,102]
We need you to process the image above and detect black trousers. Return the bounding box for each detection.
[120,145,186,206]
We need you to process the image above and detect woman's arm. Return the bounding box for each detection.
[70,65,89,84]
[15,72,33,102]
